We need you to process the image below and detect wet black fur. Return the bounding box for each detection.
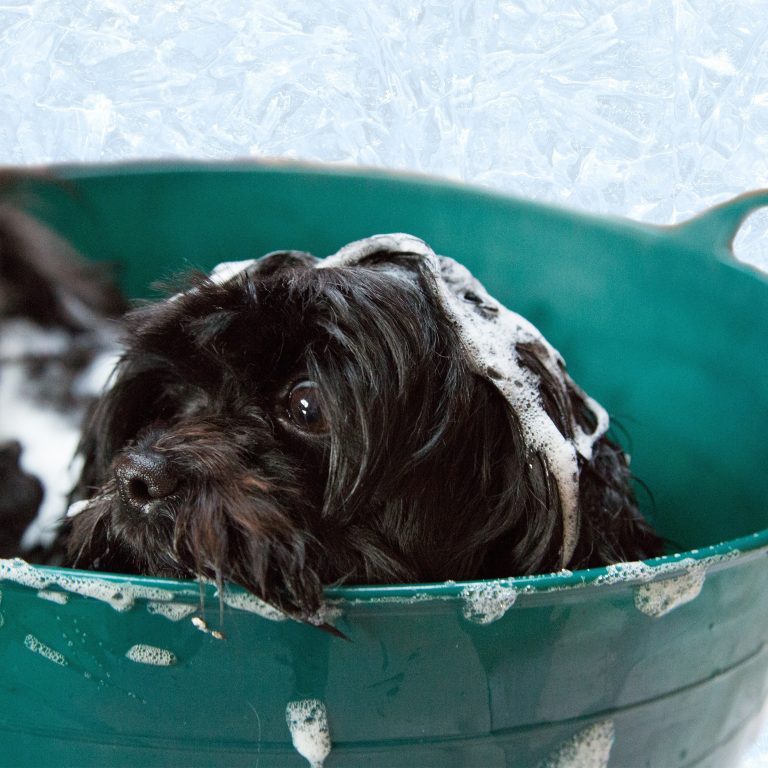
[63,250,663,620]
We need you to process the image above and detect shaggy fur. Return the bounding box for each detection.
[62,249,663,621]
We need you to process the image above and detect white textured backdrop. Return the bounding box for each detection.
[1,1,768,264]
[1,1,768,762]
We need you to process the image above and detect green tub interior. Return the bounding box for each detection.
[1,162,767,767]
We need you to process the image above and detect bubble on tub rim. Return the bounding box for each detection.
[634,562,707,617]
[538,718,615,768]
[0,557,178,611]
[285,698,332,768]
[595,551,740,616]
[218,586,288,621]
[460,581,518,624]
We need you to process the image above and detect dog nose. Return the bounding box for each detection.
[115,451,179,513]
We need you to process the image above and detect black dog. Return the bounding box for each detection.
[63,233,662,621]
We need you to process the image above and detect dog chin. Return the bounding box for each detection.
[63,235,663,621]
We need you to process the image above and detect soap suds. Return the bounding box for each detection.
[461,582,518,624]
[209,259,257,285]
[0,557,175,612]
[219,588,287,621]
[634,563,706,617]
[37,589,69,605]
[285,699,332,768]
[24,633,68,666]
[538,719,615,768]
[125,643,177,666]
[595,552,739,617]
[147,601,197,621]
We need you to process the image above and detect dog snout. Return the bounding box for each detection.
[114,450,179,514]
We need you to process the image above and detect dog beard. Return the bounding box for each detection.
[64,237,663,621]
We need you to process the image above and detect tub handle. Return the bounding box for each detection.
[672,189,768,259]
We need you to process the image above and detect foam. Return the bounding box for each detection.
[317,234,609,567]
[147,601,197,621]
[219,588,288,621]
[0,558,174,612]
[538,719,615,768]
[634,563,706,617]
[595,552,739,617]
[285,699,332,768]
[37,590,69,605]
[208,259,257,285]
[125,643,177,666]
[305,602,344,627]
[461,582,518,624]
[24,634,67,667]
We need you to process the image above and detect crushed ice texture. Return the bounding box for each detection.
[0,2,766,266]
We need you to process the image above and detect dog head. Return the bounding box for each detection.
[66,234,661,620]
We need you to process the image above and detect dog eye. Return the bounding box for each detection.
[287,381,328,433]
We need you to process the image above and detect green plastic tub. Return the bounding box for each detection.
[1,162,767,768]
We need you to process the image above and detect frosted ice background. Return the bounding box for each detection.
[1,1,767,265]
[1,0,768,762]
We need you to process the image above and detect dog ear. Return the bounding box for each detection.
[573,435,664,567]
[301,263,567,583]
[515,339,663,569]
